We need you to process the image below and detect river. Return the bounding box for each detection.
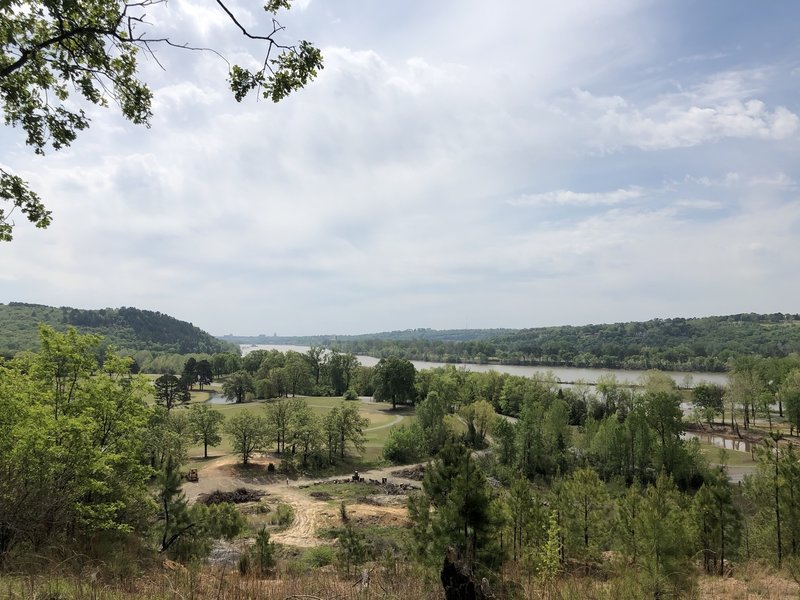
[240,344,728,387]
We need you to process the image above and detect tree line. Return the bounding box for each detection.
[289,313,800,373]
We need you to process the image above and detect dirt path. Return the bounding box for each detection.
[365,414,405,431]
[184,456,422,548]
[270,486,332,547]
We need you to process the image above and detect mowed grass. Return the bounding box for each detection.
[179,396,414,467]
[699,443,756,466]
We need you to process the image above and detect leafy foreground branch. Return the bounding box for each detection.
[0,0,323,240]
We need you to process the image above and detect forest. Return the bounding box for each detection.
[0,302,237,357]
[4,327,800,599]
[232,313,800,372]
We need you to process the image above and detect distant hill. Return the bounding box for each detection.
[222,314,800,372]
[0,303,237,357]
[219,328,514,346]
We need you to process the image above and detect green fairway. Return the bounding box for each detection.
[699,443,756,467]
[182,396,414,467]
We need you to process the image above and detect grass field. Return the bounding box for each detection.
[698,443,756,466]
[179,395,414,468]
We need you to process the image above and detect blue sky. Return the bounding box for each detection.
[2,0,799,335]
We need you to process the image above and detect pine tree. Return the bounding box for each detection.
[337,522,367,574]
[158,457,193,554]
[637,472,691,597]
[560,467,609,564]
[615,479,644,565]
[254,526,275,574]
[154,374,191,411]
[691,468,741,575]
[539,510,562,583]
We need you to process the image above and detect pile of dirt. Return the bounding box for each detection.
[316,479,418,495]
[355,494,408,507]
[377,481,418,495]
[392,465,425,480]
[207,539,243,567]
[200,487,266,505]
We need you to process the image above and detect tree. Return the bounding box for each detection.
[180,357,198,390]
[506,476,546,562]
[287,401,321,468]
[692,468,741,575]
[383,423,425,464]
[412,441,501,573]
[460,399,495,448]
[0,0,323,240]
[224,410,269,465]
[322,403,368,462]
[636,473,692,597]
[142,406,191,470]
[614,480,644,565]
[494,417,517,467]
[266,398,291,453]
[222,370,255,403]
[305,345,325,386]
[416,391,451,454]
[693,382,726,426]
[373,356,417,409]
[212,352,241,378]
[560,467,609,564]
[642,390,685,475]
[779,369,800,436]
[744,432,800,567]
[728,357,764,431]
[153,373,190,411]
[0,326,152,559]
[282,351,312,397]
[253,526,276,574]
[187,404,224,459]
[337,521,367,574]
[196,359,214,391]
[158,456,193,554]
[243,349,271,374]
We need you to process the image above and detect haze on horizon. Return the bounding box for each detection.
[3,1,799,337]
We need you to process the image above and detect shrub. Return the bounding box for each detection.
[268,503,295,527]
[383,423,425,464]
[238,552,251,576]
[304,546,335,567]
[343,389,359,400]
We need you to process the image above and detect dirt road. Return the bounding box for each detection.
[184,456,421,548]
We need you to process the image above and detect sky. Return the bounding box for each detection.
[2,0,800,336]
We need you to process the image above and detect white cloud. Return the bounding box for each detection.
[561,79,799,152]
[510,187,644,207]
[2,1,800,334]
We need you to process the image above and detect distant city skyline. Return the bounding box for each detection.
[3,1,799,336]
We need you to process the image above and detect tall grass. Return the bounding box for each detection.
[2,558,798,599]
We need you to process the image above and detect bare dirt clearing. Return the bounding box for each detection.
[183,455,421,548]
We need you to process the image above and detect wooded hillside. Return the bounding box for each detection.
[0,302,236,356]
[230,313,800,372]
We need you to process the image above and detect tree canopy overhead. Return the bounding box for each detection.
[0,0,323,240]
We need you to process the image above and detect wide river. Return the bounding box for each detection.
[241,344,728,387]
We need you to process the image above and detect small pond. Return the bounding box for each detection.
[682,431,753,453]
